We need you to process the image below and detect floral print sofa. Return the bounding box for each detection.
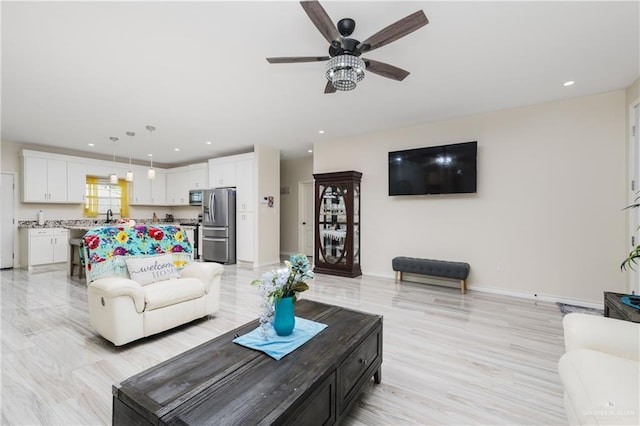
[83,225,223,346]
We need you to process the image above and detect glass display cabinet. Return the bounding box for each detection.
[313,171,362,278]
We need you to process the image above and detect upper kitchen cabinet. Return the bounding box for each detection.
[208,153,254,189]
[189,163,208,189]
[236,157,254,212]
[130,169,166,205]
[67,162,87,203]
[166,168,190,205]
[22,153,68,203]
[166,163,209,205]
[208,158,236,188]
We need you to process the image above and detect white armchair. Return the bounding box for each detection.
[558,313,639,425]
[83,225,223,346]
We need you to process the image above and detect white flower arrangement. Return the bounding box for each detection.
[252,254,313,335]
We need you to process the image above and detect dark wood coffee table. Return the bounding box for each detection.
[604,291,640,323]
[112,300,383,425]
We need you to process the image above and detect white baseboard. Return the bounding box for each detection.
[362,271,604,309]
[466,284,604,310]
[253,258,282,268]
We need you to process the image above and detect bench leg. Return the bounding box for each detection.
[394,271,399,283]
[460,279,466,294]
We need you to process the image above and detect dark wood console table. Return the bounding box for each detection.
[604,291,640,323]
[112,300,383,425]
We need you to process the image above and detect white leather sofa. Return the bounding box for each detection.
[558,313,639,425]
[82,225,224,346]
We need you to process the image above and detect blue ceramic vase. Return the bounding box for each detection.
[273,296,295,336]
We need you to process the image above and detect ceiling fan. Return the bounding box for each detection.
[266,1,429,93]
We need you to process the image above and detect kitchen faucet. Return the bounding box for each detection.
[106,209,113,223]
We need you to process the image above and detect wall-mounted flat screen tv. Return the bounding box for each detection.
[388,141,477,196]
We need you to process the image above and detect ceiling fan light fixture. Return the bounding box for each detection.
[325,55,365,91]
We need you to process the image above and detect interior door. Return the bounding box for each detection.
[298,181,314,257]
[0,173,15,268]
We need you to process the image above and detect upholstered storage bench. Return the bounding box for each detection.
[392,256,470,293]
[83,225,223,346]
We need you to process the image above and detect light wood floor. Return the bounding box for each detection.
[1,262,567,425]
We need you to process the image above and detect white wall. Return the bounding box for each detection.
[255,144,281,266]
[314,91,627,304]
[280,156,313,256]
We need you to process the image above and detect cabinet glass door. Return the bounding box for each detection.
[353,183,360,266]
[318,184,348,265]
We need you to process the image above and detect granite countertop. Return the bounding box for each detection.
[19,219,199,230]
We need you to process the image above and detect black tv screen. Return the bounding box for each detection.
[388,141,477,196]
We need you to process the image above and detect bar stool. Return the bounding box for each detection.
[69,237,85,279]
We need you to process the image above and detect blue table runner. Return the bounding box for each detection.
[233,317,327,360]
[621,295,640,310]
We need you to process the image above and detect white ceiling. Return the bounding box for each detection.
[2,1,639,166]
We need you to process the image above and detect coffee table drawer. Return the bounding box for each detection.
[339,325,382,407]
[283,372,336,426]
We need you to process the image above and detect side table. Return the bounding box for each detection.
[603,291,640,323]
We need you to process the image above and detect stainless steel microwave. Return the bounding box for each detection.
[189,189,203,206]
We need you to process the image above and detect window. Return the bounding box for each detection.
[84,176,130,218]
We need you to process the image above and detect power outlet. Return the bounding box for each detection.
[496,263,505,271]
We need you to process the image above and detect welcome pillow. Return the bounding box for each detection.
[125,254,180,285]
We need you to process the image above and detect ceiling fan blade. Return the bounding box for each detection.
[358,10,428,53]
[300,1,341,45]
[364,58,410,81]
[324,80,336,94]
[266,56,330,64]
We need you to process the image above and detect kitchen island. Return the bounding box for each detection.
[18,219,200,273]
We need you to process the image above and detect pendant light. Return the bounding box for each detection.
[146,125,156,180]
[109,136,119,184]
[125,131,135,182]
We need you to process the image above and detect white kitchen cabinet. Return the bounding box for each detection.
[67,162,87,203]
[166,163,207,205]
[235,158,254,212]
[236,212,254,263]
[189,163,208,189]
[130,176,152,205]
[208,159,236,188]
[151,171,166,205]
[130,171,166,205]
[21,228,69,268]
[23,156,68,202]
[166,169,190,205]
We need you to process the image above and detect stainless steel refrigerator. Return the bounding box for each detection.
[202,188,236,264]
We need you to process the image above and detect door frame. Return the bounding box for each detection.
[297,180,314,257]
[1,172,16,269]
[628,98,640,294]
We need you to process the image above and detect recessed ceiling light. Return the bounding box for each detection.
[206,141,212,145]
[88,143,94,147]
[318,130,324,134]
[174,148,180,152]
[563,80,575,87]
[308,149,313,153]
